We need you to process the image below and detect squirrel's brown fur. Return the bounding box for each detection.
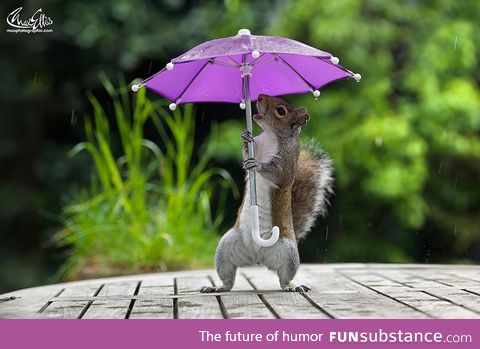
[292,143,333,239]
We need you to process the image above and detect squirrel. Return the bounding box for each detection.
[200,94,333,293]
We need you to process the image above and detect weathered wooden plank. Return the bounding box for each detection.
[463,287,480,296]
[303,270,427,318]
[130,279,173,319]
[445,270,480,283]
[57,284,103,298]
[81,281,139,319]
[176,296,223,319]
[420,292,480,316]
[176,276,223,319]
[43,284,104,319]
[243,268,330,319]
[129,298,173,319]
[397,269,472,286]
[82,300,131,319]
[379,269,480,305]
[220,294,274,319]
[0,286,64,319]
[176,276,207,295]
[43,301,88,319]
[140,276,174,289]
[97,281,139,297]
[343,270,478,318]
[209,272,273,318]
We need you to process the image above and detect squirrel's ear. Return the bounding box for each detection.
[294,107,308,116]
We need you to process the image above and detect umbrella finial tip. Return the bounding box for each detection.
[330,56,340,65]
[238,28,251,36]
[239,102,246,110]
[166,62,174,70]
[353,73,362,82]
[313,90,320,98]
[252,50,260,59]
[169,103,177,111]
[131,84,139,92]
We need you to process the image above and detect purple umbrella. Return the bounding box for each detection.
[132,29,360,247]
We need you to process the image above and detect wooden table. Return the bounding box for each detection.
[1,264,480,319]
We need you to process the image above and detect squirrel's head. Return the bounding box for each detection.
[254,94,310,135]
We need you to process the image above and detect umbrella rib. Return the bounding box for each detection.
[276,55,315,91]
[226,55,241,67]
[251,53,277,67]
[316,56,355,76]
[175,60,212,102]
[211,59,239,68]
[140,67,166,86]
[141,60,196,85]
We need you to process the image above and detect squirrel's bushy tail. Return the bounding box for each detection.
[292,141,334,240]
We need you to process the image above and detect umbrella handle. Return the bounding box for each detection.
[250,205,280,247]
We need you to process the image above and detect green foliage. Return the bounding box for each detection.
[56,77,236,279]
[269,0,480,261]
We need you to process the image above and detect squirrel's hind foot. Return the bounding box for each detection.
[284,284,311,293]
[199,286,230,293]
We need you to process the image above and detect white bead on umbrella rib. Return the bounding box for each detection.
[169,103,177,111]
[166,62,174,70]
[330,56,339,65]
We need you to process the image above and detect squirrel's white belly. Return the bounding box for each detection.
[239,174,276,252]
[236,131,279,260]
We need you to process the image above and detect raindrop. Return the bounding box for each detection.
[452,179,458,190]
[453,35,458,52]
[438,161,443,174]
[454,225,457,236]
[147,60,153,75]
[71,108,76,125]
[325,226,329,241]
[375,136,383,146]
[33,72,38,84]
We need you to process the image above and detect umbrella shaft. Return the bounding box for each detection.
[243,74,257,207]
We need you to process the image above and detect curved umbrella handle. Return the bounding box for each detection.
[250,205,280,247]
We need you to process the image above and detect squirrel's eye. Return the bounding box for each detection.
[276,106,286,116]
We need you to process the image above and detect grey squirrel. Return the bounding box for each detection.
[200,94,333,293]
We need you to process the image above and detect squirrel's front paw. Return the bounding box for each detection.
[243,157,258,170]
[284,284,311,293]
[241,129,254,143]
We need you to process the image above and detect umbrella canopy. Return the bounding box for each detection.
[133,29,360,247]
[135,29,360,106]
